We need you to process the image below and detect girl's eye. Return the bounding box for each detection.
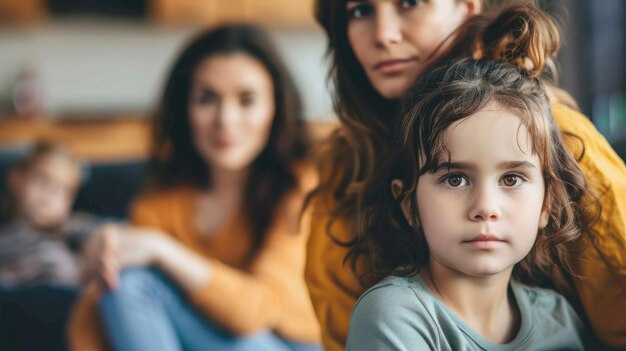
[347,3,373,20]
[500,174,523,187]
[399,0,421,9]
[442,174,468,188]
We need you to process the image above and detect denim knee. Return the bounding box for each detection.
[100,267,175,304]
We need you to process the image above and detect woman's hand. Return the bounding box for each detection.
[82,223,120,289]
[118,228,172,267]
[81,223,172,290]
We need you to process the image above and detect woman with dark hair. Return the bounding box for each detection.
[68,24,321,351]
[305,0,626,350]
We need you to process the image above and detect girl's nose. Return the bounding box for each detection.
[467,185,502,222]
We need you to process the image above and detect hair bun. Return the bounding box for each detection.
[476,3,560,77]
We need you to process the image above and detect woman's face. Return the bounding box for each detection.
[346,0,479,99]
[188,53,275,172]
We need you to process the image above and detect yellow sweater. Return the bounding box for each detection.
[305,103,626,350]
[68,170,320,350]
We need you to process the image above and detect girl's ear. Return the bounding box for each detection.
[538,208,549,229]
[391,179,414,226]
[539,192,551,229]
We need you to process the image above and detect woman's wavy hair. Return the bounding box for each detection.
[382,58,598,284]
[311,0,578,281]
[308,0,401,253]
[148,24,308,257]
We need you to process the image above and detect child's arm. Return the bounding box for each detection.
[346,283,440,351]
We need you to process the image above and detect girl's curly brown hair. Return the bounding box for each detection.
[379,58,600,285]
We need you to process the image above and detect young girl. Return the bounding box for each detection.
[346,56,596,350]
[306,1,626,349]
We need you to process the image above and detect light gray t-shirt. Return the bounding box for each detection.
[346,275,592,351]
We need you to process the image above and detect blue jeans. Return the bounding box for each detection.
[99,267,321,351]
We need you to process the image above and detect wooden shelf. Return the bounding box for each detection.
[0,114,336,162]
[0,0,47,24]
[0,116,151,162]
[149,0,316,27]
[0,0,316,27]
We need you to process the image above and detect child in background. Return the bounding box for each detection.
[345,7,603,346]
[0,142,104,288]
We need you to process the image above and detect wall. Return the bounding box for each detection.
[0,19,333,120]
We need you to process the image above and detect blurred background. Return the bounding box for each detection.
[1,3,335,350]
[548,0,626,150]
[0,0,331,119]
[0,0,333,220]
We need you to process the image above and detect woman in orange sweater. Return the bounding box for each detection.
[305,0,626,350]
[69,24,320,351]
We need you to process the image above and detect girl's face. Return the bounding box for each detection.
[401,107,548,279]
[14,155,81,230]
[346,0,478,99]
[188,53,275,173]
